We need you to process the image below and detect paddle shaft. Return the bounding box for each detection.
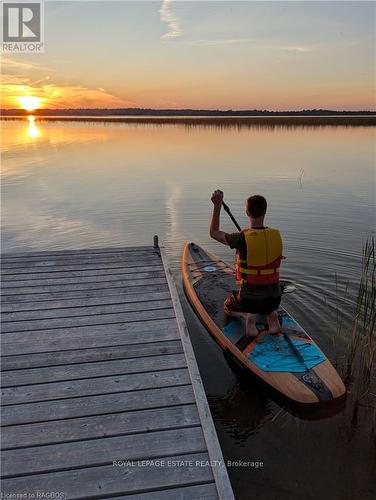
[221,201,242,231]
[282,332,309,371]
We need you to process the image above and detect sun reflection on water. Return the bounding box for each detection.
[26,115,40,140]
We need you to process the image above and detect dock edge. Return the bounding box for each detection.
[160,245,235,500]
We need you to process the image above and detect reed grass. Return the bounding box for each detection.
[332,273,349,365]
[2,115,376,128]
[345,237,376,401]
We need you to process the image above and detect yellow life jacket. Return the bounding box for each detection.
[235,227,283,286]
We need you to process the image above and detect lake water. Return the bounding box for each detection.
[1,117,375,499]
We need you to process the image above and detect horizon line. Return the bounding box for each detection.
[2,107,375,113]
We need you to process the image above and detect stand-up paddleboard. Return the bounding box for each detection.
[182,242,346,405]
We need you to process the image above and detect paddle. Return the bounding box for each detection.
[280,330,308,370]
[221,200,242,231]
[222,202,242,231]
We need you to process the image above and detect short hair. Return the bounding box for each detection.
[246,195,267,217]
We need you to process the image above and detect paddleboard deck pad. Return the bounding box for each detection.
[182,242,346,404]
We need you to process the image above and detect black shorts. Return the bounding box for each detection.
[224,291,281,315]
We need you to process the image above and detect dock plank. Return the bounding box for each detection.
[1,368,190,405]
[115,483,218,500]
[1,256,162,272]
[1,288,170,313]
[1,404,200,449]
[0,277,168,296]
[1,320,179,356]
[1,270,166,288]
[1,282,169,304]
[1,245,155,259]
[2,427,206,478]
[1,385,196,425]
[1,339,183,370]
[1,291,171,320]
[1,264,163,281]
[1,303,174,333]
[0,452,214,499]
[1,353,187,386]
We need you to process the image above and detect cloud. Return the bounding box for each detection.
[184,39,315,52]
[159,0,181,39]
[1,77,136,109]
[263,44,316,54]
[0,74,29,85]
[1,56,55,72]
[1,55,137,109]
[186,38,255,47]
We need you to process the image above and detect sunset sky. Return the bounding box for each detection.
[1,0,375,110]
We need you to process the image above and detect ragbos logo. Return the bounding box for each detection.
[2,1,44,52]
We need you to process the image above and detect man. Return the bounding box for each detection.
[209,190,283,337]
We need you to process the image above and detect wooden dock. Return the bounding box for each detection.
[1,244,234,499]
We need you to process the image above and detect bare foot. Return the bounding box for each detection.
[245,315,259,338]
[267,311,281,334]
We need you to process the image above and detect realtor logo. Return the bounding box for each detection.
[2,1,44,52]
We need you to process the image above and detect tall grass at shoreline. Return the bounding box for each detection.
[345,237,376,401]
[2,115,376,128]
[334,237,376,405]
[332,273,349,365]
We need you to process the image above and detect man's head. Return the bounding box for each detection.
[246,195,267,219]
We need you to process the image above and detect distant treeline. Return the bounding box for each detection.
[1,108,375,116]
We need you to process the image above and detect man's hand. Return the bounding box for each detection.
[209,190,228,246]
[211,189,224,207]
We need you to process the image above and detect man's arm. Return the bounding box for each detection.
[209,190,229,245]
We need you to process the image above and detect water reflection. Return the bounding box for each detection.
[1,117,110,155]
[26,115,40,140]
[1,117,375,499]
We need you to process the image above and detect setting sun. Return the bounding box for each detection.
[17,96,42,112]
